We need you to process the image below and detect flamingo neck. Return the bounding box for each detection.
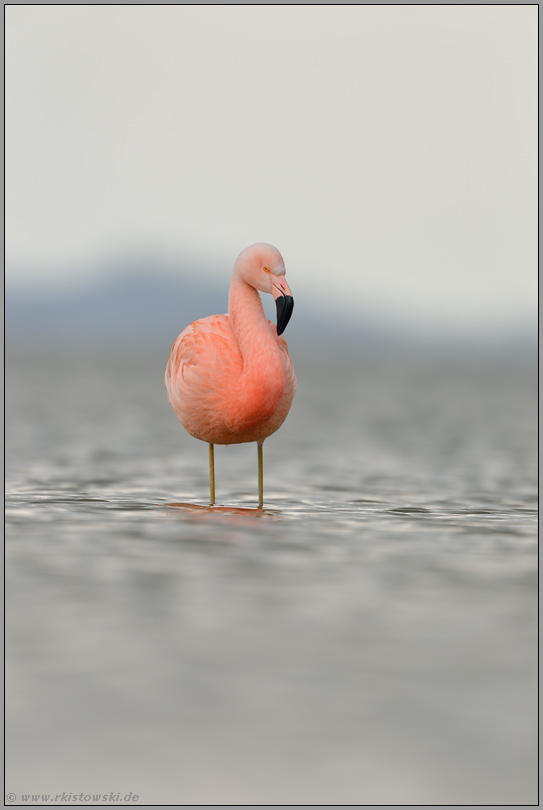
[228,275,274,352]
[228,274,285,388]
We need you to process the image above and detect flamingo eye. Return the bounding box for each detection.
[263,267,270,273]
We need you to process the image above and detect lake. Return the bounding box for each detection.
[6,342,538,804]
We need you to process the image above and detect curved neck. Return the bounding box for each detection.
[228,273,284,384]
[228,275,273,356]
[223,271,288,434]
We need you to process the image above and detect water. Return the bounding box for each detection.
[6,346,537,804]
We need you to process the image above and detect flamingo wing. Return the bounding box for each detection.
[165,315,243,442]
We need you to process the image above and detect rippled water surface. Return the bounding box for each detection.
[6,348,538,804]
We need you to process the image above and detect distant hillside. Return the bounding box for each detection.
[7,267,225,352]
[5,258,394,358]
[6,258,537,365]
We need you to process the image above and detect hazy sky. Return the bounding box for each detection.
[6,5,537,332]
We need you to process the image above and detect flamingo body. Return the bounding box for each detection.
[165,244,296,503]
[165,312,296,445]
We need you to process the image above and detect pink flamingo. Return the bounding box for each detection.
[165,243,296,507]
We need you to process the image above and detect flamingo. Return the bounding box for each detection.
[165,243,296,508]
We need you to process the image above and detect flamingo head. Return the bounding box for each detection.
[234,243,294,336]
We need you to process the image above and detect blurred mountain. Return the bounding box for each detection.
[6,257,537,367]
[5,257,390,358]
[6,260,221,353]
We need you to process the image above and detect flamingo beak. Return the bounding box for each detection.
[272,278,294,336]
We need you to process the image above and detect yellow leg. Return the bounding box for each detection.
[209,443,215,506]
[257,442,264,508]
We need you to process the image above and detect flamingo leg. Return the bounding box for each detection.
[209,443,215,506]
[257,442,264,508]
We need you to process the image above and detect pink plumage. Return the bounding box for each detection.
[165,243,296,506]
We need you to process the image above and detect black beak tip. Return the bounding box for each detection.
[276,295,294,336]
